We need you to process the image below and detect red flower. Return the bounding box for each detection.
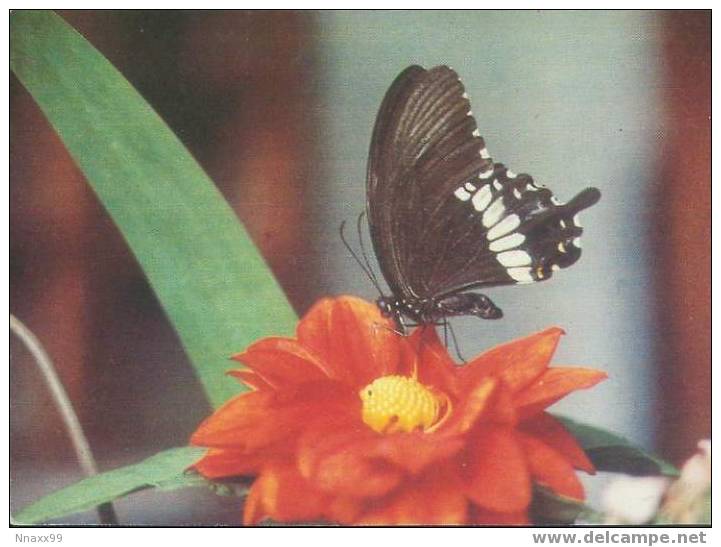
[191,296,606,525]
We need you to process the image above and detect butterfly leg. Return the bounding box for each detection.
[372,321,406,337]
[447,320,467,363]
[396,312,410,335]
[438,317,465,363]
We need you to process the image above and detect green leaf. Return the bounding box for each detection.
[13,447,207,524]
[555,415,679,477]
[10,10,298,408]
[156,473,249,498]
[529,486,591,525]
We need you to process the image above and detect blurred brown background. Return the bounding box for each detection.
[10,10,325,524]
[654,10,711,465]
[10,10,710,524]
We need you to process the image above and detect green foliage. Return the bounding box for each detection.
[556,415,679,477]
[14,447,208,524]
[529,486,591,525]
[10,10,297,408]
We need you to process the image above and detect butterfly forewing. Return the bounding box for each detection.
[366,64,600,314]
[367,66,491,300]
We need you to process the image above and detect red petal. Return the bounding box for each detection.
[470,505,530,525]
[227,370,274,391]
[461,327,564,393]
[442,377,498,434]
[190,390,282,449]
[484,381,518,425]
[297,296,400,387]
[298,426,403,497]
[324,496,366,524]
[243,463,332,525]
[514,367,607,418]
[242,475,266,525]
[311,448,403,498]
[191,380,358,450]
[519,413,595,473]
[464,425,532,513]
[370,432,466,474]
[402,327,460,396]
[194,446,285,478]
[519,433,585,500]
[232,337,329,388]
[358,467,467,525]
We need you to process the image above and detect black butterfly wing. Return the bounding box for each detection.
[423,164,601,296]
[366,65,490,300]
[366,65,600,301]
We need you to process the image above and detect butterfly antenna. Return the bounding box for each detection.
[340,219,384,294]
[356,211,382,289]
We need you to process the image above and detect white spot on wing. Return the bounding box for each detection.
[573,213,583,227]
[574,237,582,248]
[493,179,503,191]
[560,219,567,229]
[472,185,493,211]
[497,250,532,267]
[465,182,477,192]
[472,129,480,137]
[482,197,505,228]
[480,148,490,159]
[513,188,522,200]
[552,264,561,272]
[454,187,471,201]
[479,168,494,180]
[506,170,517,178]
[489,232,525,252]
[487,214,520,240]
[507,267,534,283]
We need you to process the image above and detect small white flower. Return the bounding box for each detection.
[601,475,670,524]
[660,439,711,524]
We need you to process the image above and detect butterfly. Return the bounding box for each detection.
[364,65,601,332]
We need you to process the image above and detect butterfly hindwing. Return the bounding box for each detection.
[434,164,600,294]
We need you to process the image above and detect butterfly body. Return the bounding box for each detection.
[365,65,601,333]
[376,293,502,331]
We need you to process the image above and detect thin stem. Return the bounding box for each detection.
[10,314,118,525]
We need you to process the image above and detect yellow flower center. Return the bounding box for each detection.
[359,375,441,434]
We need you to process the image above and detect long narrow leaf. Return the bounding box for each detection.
[13,447,207,525]
[10,10,298,407]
